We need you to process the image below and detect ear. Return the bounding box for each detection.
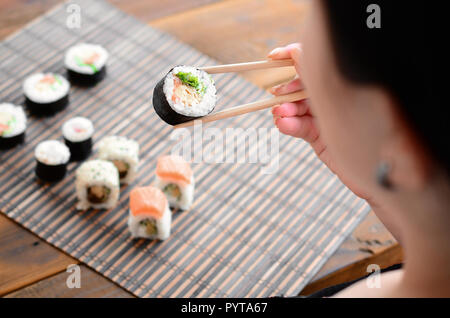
[380,106,432,191]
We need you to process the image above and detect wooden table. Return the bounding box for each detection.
[0,0,402,297]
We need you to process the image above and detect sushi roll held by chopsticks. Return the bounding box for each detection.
[75,159,120,210]
[152,59,308,128]
[128,186,171,240]
[153,66,217,125]
[154,155,194,210]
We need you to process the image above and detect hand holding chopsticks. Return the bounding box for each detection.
[174,58,307,129]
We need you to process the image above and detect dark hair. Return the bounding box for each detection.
[321,1,447,175]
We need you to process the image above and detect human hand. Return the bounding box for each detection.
[269,43,372,202]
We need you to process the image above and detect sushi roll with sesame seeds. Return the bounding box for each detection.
[97,136,139,184]
[153,66,216,125]
[0,103,26,149]
[62,116,94,161]
[75,159,119,210]
[128,186,171,240]
[154,155,194,210]
[34,140,70,182]
[23,73,70,116]
[65,43,108,86]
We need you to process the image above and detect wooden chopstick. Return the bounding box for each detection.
[174,90,308,129]
[199,59,294,74]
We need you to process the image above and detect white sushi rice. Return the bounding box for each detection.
[97,136,139,184]
[75,159,120,210]
[62,116,94,142]
[0,103,27,138]
[23,73,70,103]
[128,204,171,240]
[154,175,195,210]
[65,43,108,75]
[163,65,216,116]
[34,140,70,165]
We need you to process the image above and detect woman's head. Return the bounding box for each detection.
[299,0,444,200]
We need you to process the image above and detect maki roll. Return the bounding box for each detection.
[35,140,70,182]
[154,155,194,210]
[75,159,120,210]
[62,116,94,161]
[98,136,139,184]
[128,186,171,240]
[0,103,26,149]
[23,73,70,116]
[153,66,216,125]
[65,43,108,86]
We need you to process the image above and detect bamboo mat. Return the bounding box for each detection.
[0,0,370,297]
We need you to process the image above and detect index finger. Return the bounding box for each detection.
[268,43,302,76]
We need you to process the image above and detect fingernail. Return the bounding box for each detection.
[290,46,302,58]
[269,84,281,95]
[268,47,281,57]
[291,42,302,52]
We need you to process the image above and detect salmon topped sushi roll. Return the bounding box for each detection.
[128,186,171,240]
[154,155,194,210]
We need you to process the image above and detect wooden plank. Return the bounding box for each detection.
[0,0,221,41]
[0,215,77,296]
[4,265,133,298]
[150,0,308,89]
[313,211,398,279]
[300,211,403,295]
[111,0,221,23]
[0,0,62,40]
[301,244,403,295]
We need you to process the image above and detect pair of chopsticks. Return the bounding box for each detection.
[174,59,308,129]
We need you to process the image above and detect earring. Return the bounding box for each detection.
[376,161,393,189]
